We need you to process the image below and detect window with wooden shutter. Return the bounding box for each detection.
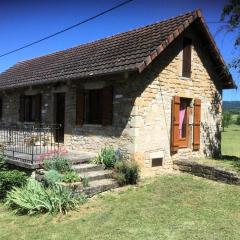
[102,86,113,126]
[171,96,180,153]
[19,94,42,122]
[193,99,201,150]
[76,89,84,125]
[182,38,192,78]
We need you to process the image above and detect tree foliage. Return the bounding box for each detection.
[221,0,240,74]
[222,112,232,131]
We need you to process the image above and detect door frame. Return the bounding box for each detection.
[54,92,65,143]
[178,98,191,148]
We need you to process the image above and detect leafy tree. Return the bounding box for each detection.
[221,0,240,76]
[236,114,240,125]
[222,112,232,131]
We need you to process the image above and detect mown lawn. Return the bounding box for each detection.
[222,124,240,157]
[1,174,240,240]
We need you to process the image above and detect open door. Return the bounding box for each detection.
[54,93,65,143]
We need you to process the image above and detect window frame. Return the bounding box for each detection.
[84,89,103,125]
[182,37,192,78]
[20,94,41,123]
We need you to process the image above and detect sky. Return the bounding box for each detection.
[0,0,239,101]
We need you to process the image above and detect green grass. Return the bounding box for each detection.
[222,124,240,157]
[197,158,240,173]
[1,174,240,240]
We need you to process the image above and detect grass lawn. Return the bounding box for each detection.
[198,124,240,173]
[222,124,240,157]
[1,174,240,240]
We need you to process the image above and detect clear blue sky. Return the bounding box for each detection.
[0,0,239,101]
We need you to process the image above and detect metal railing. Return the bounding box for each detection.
[0,123,61,166]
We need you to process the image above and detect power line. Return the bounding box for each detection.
[0,0,134,58]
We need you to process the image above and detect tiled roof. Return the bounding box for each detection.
[0,10,235,89]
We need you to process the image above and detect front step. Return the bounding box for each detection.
[63,151,97,164]
[84,179,118,196]
[73,163,103,173]
[79,169,113,181]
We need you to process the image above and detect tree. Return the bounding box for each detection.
[236,114,240,125]
[221,0,240,75]
[222,112,232,131]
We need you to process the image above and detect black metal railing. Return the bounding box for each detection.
[0,123,61,166]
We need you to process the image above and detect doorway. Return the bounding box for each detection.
[54,93,65,143]
[178,98,191,148]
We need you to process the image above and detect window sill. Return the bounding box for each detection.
[179,76,192,81]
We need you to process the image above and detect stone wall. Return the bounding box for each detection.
[173,160,240,185]
[129,27,222,174]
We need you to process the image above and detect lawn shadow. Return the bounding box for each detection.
[218,155,240,172]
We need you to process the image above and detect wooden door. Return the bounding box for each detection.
[54,93,65,143]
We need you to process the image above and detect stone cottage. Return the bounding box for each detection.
[0,10,236,174]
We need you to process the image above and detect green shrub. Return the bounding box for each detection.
[0,155,7,171]
[0,170,28,199]
[236,115,240,125]
[63,171,80,183]
[113,161,140,186]
[44,170,63,186]
[82,176,89,188]
[5,179,86,215]
[113,172,126,186]
[43,156,72,173]
[94,147,118,168]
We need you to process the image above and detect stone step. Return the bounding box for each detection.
[62,151,97,164]
[84,179,118,196]
[73,163,103,173]
[79,169,113,181]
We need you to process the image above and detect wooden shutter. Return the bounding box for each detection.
[19,95,25,122]
[34,94,42,123]
[171,96,180,153]
[193,99,201,150]
[102,86,113,126]
[182,38,192,78]
[76,89,85,125]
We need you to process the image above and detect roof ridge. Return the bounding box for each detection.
[16,9,199,65]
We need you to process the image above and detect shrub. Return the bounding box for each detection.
[236,115,240,125]
[113,172,126,186]
[5,179,86,215]
[44,170,63,187]
[113,161,140,186]
[0,170,28,199]
[63,171,80,183]
[43,156,72,173]
[82,176,89,188]
[94,147,118,168]
[0,155,7,171]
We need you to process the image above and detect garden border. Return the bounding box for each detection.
[173,159,240,185]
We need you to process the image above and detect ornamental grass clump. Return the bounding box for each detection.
[5,179,86,215]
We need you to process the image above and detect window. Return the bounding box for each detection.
[76,87,113,126]
[178,98,190,144]
[85,89,103,124]
[171,96,201,154]
[182,37,192,78]
[19,94,41,122]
